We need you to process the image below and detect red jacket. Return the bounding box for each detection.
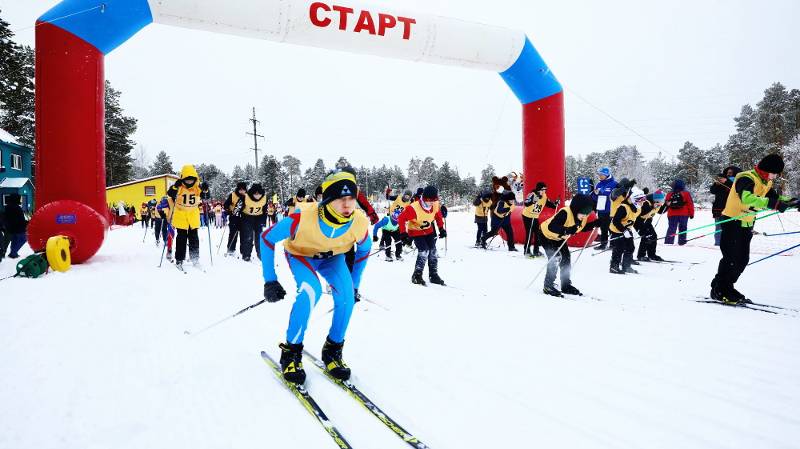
[666,191,695,218]
[357,190,379,225]
[398,200,445,237]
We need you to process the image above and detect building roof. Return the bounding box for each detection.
[0,177,33,189]
[106,173,180,190]
[0,128,19,145]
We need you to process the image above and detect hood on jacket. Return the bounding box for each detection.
[180,164,199,181]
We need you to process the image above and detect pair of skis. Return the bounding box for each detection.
[261,351,429,449]
[693,297,797,315]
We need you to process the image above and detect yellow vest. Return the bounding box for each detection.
[493,200,515,219]
[610,202,639,234]
[522,193,548,219]
[541,208,589,241]
[283,203,369,258]
[406,201,440,232]
[475,199,492,218]
[389,197,410,217]
[722,170,772,227]
[638,200,659,221]
[228,192,243,214]
[172,185,202,230]
[243,195,267,216]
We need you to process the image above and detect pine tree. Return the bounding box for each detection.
[407,157,421,190]
[258,154,283,197]
[0,32,35,148]
[149,150,174,175]
[281,155,302,198]
[479,164,496,189]
[231,165,246,183]
[303,158,327,192]
[335,156,351,170]
[675,141,704,188]
[131,145,150,179]
[105,81,137,185]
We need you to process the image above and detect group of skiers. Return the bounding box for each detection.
[142,152,797,387]
[470,154,799,302]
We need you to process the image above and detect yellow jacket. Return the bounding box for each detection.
[169,165,202,230]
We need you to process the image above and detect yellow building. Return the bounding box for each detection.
[106,174,179,218]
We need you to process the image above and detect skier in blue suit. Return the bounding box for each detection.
[591,167,619,250]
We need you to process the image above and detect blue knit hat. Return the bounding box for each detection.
[652,190,666,202]
[597,167,611,177]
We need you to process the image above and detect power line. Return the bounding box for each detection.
[246,107,265,171]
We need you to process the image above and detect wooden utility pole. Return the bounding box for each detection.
[246,107,265,171]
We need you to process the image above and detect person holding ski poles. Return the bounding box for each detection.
[710,154,799,304]
[709,166,741,246]
[223,182,247,256]
[167,165,210,270]
[539,194,599,297]
[521,181,558,258]
[259,169,372,385]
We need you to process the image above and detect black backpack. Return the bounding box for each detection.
[667,191,685,209]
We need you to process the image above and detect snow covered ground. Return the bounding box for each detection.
[1,209,799,449]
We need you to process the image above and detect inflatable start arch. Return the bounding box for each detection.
[30,0,565,263]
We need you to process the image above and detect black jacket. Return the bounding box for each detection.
[3,204,28,234]
[710,180,733,217]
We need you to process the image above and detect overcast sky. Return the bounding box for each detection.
[2,0,799,180]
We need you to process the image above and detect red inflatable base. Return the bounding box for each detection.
[28,200,108,264]
[505,207,598,248]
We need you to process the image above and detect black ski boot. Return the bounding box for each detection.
[429,271,445,285]
[354,288,362,303]
[479,238,488,249]
[637,256,650,262]
[508,246,518,252]
[242,255,251,262]
[631,260,641,265]
[623,266,638,274]
[609,266,625,274]
[543,285,564,297]
[411,270,427,286]
[279,342,306,384]
[649,255,664,262]
[321,338,351,381]
[561,284,583,296]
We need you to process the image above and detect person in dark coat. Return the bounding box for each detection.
[1,194,28,259]
[709,166,742,246]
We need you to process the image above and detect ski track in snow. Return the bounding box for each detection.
[1,210,799,449]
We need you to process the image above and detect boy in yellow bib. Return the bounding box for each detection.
[166,165,210,270]
[398,185,447,286]
[539,194,599,297]
[259,170,372,385]
[240,183,268,262]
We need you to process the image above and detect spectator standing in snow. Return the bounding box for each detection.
[710,166,741,246]
[664,179,695,245]
[591,167,618,250]
[1,194,28,259]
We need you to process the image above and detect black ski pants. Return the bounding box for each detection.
[227,215,242,253]
[175,228,199,262]
[542,237,572,289]
[597,214,611,247]
[610,230,634,270]
[635,221,658,258]
[241,215,266,259]
[413,233,439,274]
[522,216,542,255]
[712,219,754,295]
[381,230,403,258]
[484,216,515,250]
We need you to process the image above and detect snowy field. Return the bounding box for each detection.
[1,209,799,449]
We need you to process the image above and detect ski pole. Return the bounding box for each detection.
[592,208,782,256]
[184,298,268,336]
[203,200,213,266]
[216,225,228,254]
[158,197,178,268]
[762,230,800,237]
[747,241,800,267]
[682,229,721,244]
[526,237,569,290]
[142,216,150,243]
[572,229,596,267]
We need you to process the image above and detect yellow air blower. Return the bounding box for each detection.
[45,235,72,273]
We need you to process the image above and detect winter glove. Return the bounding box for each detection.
[264,281,287,303]
[767,196,781,210]
[372,235,379,243]
[562,225,578,236]
[776,201,790,213]
[439,228,447,239]
[400,233,412,247]
[368,211,379,225]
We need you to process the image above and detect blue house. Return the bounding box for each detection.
[0,128,35,213]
